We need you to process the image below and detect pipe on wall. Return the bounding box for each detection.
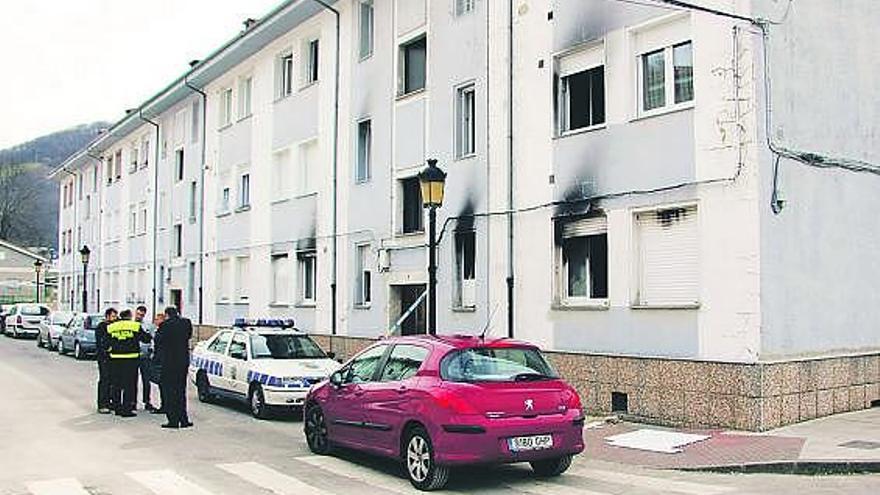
[506,0,515,338]
[184,76,208,324]
[137,111,160,317]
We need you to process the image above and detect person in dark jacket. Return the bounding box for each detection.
[95,307,118,414]
[135,305,157,411]
[157,306,193,428]
[107,309,151,417]
[148,312,167,415]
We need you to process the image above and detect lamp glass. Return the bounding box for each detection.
[419,176,445,208]
[80,246,91,265]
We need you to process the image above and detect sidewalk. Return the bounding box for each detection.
[583,406,880,472]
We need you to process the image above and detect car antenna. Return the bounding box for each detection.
[479,303,502,341]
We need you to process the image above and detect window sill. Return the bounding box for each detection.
[354,303,371,310]
[556,123,607,139]
[294,191,318,200]
[235,205,251,213]
[630,101,694,123]
[358,52,373,63]
[630,302,700,310]
[270,197,290,206]
[552,300,610,311]
[354,178,371,185]
[453,153,477,162]
[237,114,253,123]
[395,88,426,102]
[452,305,477,313]
[216,210,231,218]
[268,302,290,308]
[295,302,316,308]
[274,93,293,104]
[396,231,426,239]
[217,123,233,132]
[299,80,319,91]
[188,216,197,224]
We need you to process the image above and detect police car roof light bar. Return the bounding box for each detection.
[233,318,296,328]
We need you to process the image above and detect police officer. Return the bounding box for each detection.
[95,307,118,414]
[107,309,151,417]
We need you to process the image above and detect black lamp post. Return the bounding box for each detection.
[418,158,447,336]
[33,260,43,304]
[80,245,91,313]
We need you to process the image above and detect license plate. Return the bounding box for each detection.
[508,434,553,452]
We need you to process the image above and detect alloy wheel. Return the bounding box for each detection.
[74,342,82,360]
[407,435,430,483]
[304,405,331,454]
[250,385,267,419]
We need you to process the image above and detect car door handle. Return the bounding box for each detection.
[395,386,408,394]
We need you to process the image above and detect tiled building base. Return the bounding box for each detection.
[195,328,879,431]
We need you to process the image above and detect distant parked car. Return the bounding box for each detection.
[58,313,103,360]
[38,311,75,350]
[0,304,10,334]
[4,304,50,338]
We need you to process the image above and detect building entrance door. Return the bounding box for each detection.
[170,289,183,315]
[396,284,426,336]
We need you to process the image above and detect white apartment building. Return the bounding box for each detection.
[53,0,879,430]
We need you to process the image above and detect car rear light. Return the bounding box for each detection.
[433,391,478,415]
[563,388,582,411]
[17,315,22,326]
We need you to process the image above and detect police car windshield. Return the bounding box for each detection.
[250,334,327,359]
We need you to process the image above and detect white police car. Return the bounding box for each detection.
[190,319,341,419]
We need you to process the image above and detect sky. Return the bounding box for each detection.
[0,0,282,149]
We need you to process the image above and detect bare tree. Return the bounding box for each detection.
[0,163,48,245]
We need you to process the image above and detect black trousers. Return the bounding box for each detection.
[110,359,139,413]
[97,358,112,409]
[161,370,189,425]
[138,357,154,406]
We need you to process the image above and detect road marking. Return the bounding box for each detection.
[128,469,216,495]
[296,455,412,494]
[26,478,91,495]
[570,467,735,495]
[217,461,327,495]
[506,479,611,495]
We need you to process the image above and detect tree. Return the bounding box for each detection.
[0,163,50,246]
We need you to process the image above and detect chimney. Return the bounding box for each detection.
[243,18,257,30]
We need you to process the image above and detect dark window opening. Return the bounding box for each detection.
[562,233,608,299]
[401,36,427,94]
[611,391,628,413]
[564,65,605,131]
[401,177,423,234]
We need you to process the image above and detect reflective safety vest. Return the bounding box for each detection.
[107,320,144,359]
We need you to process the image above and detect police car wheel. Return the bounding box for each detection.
[305,404,332,455]
[249,384,268,419]
[74,342,84,360]
[196,372,213,403]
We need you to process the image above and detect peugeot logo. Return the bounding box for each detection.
[524,399,534,411]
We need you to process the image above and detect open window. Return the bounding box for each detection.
[555,214,608,305]
[454,231,476,308]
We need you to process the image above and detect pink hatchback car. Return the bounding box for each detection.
[304,335,585,490]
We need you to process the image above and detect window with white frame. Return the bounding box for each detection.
[297,140,318,195]
[556,215,608,303]
[220,87,233,126]
[187,262,196,303]
[175,148,184,182]
[356,119,371,183]
[220,186,231,213]
[128,148,138,173]
[455,84,476,158]
[558,43,605,132]
[298,250,316,303]
[140,137,150,168]
[235,256,250,301]
[400,177,423,234]
[278,52,294,98]
[128,205,137,236]
[217,258,231,301]
[632,15,693,115]
[139,201,147,235]
[456,0,476,16]
[305,39,319,85]
[173,224,183,257]
[238,173,250,208]
[191,99,200,143]
[271,253,292,304]
[399,35,427,95]
[455,231,476,308]
[114,150,122,178]
[634,206,699,306]
[359,0,374,59]
[272,148,292,200]
[85,195,91,219]
[238,76,252,119]
[188,181,197,220]
[354,244,371,306]
[78,175,83,199]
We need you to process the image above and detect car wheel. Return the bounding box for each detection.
[196,372,213,403]
[58,339,66,355]
[249,384,268,419]
[37,333,44,348]
[304,404,332,455]
[530,454,573,477]
[405,426,450,491]
[74,342,83,360]
[11,326,18,338]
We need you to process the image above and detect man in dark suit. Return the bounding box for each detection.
[157,306,193,429]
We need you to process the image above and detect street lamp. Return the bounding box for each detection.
[33,260,43,304]
[418,158,447,336]
[80,245,91,313]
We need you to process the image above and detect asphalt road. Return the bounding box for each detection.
[0,335,877,495]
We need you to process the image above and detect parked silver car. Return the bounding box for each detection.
[37,311,75,350]
[58,313,103,360]
[3,304,50,338]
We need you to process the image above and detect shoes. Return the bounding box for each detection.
[144,404,156,412]
[97,408,111,414]
[160,423,179,429]
[149,408,165,415]
[117,411,137,418]
[180,421,193,428]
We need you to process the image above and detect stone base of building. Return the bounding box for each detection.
[198,328,879,431]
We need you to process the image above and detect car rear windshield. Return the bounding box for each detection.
[21,305,49,316]
[440,346,559,383]
[52,313,74,325]
[250,334,327,360]
[84,315,104,330]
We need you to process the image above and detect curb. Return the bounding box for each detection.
[675,460,880,475]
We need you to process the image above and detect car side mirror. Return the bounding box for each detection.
[326,351,336,359]
[330,371,343,388]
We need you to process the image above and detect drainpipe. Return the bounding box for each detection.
[506,0,515,338]
[311,0,340,346]
[86,152,104,311]
[137,111,160,317]
[185,72,208,325]
[58,167,78,311]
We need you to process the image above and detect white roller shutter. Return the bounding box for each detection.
[561,216,607,238]
[636,206,699,306]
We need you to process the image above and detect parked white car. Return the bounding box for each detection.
[4,304,50,338]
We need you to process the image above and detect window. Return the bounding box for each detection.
[557,215,608,303]
[562,66,605,131]
[238,76,252,119]
[272,148,292,200]
[78,175,84,199]
[455,231,476,308]
[106,157,113,184]
[220,87,233,126]
[639,41,693,113]
[305,39,319,84]
[378,345,429,382]
[114,150,122,179]
[141,137,150,168]
[355,244,371,306]
[401,177,423,234]
[271,253,291,304]
[217,259,231,301]
[399,36,427,95]
[238,173,250,208]
[188,181,197,221]
[359,0,374,59]
[278,52,294,98]
[191,99,201,143]
[235,256,250,301]
[441,347,558,383]
[128,205,137,236]
[173,224,182,257]
[187,262,196,303]
[92,166,98,191]
[175,148,184,182]
[635,206,699,306]
[298,250,316,303]
[139,202,147,235]
[343,345,389,384]
[208,331,232,353]
[456,0,476,16]
[297,140,318,195]
[220,186,231,213]
[228,333,248,360]
[356,119,371,182]
[85,195,91,219]
[456,84,476,157]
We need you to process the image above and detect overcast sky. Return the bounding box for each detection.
[0,0,282,149]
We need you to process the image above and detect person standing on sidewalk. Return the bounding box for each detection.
[157,306,192,428]
[107,309,151,417]
[148,312,167,415]
[135,305,157,412]
[95,307,118,414]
